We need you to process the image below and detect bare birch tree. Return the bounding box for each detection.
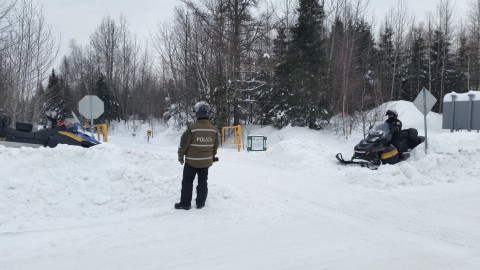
[91,16,118,89]
[2,0,58,122]
[179,0,272,126]
[385,0,409,100]
[329,0,372,137]
[435,0,454,112]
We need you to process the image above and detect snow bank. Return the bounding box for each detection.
[443,91,480,102]
[1,100,478,233]
[369,132,480,187]
[0,143,180,233]
[0,102,480,231]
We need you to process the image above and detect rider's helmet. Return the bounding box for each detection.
[0,114,11,128]
[386,109,398,119]
[63,118,77,130]
[194,101,211,120]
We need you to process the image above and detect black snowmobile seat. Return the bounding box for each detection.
[15,122,33,132]
[33,128,51,141]
[3,126,36,139]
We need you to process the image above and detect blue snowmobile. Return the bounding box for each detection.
[0,112,100,148]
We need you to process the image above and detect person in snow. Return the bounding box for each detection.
[175,101,219,210]
[385,109,404,160]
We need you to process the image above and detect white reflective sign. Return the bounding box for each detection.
[79,95,104,119]
[413,87,437,115]
[251,136,265,151]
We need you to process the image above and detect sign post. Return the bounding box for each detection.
[413,87,437,154]
[79,95,104,136]
[147,130,152,142]
[247,135,267,152]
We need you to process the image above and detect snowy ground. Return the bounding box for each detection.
[1,101,480,270]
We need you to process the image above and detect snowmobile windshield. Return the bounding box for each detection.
[72,122,86,134]
[64,118,76,129]
[63,117,87,134]
[367,123,391,142]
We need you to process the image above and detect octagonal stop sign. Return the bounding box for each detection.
[79,95,104,120]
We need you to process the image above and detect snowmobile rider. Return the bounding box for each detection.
[385,109,404,160]
[175,101,219,210]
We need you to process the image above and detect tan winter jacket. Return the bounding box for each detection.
[178,119,219,168]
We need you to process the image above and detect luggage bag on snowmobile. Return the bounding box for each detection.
[401,128,424,150]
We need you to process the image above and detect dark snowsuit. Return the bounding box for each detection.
[385,117,403,159]
[177,119,218,207]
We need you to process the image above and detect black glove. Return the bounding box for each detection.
[178,156,184,165]
[390,125,399,134]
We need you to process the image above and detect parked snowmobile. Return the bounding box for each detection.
[0,112,100,148]
[336,123,424,169]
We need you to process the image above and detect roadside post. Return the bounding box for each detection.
[413,87,437,154]
[147,130,152,142]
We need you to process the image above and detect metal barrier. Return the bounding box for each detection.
[222,125,242,152]
[94,124,108,142]
[443,91,480,132]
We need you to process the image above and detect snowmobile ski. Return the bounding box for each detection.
[335,153,379,169]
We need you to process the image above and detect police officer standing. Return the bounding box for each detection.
[385,109,404,160]
[175,102,219,210]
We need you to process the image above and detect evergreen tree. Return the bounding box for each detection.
[328,17,346,115]
[429,29,456,111]
[272,0,328,129]
[257,27,289,127]
[44,69,72,120]
[404,27,428,101]
[273,27,287,58]
[352,20,377,109]
[253,34,280,126]
[453,31,470,92]
[94,73,120,123]
[377,27,395,100]
[376,25,407,101]
[32,84,47,125]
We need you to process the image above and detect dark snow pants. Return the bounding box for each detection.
[391,138,404,159]
[180,163,209,206]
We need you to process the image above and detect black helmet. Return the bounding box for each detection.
[386,109,398,118]
[0,114,12,127]
[194,101,211,119]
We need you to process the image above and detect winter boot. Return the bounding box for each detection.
[174,203,191,210]
[196,198,205,209]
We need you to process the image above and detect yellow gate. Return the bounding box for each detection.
[222,125,242,152]
[94,124,108,142]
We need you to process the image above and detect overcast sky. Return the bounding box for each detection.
[41,0,177,59]
[40,0,470,60]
